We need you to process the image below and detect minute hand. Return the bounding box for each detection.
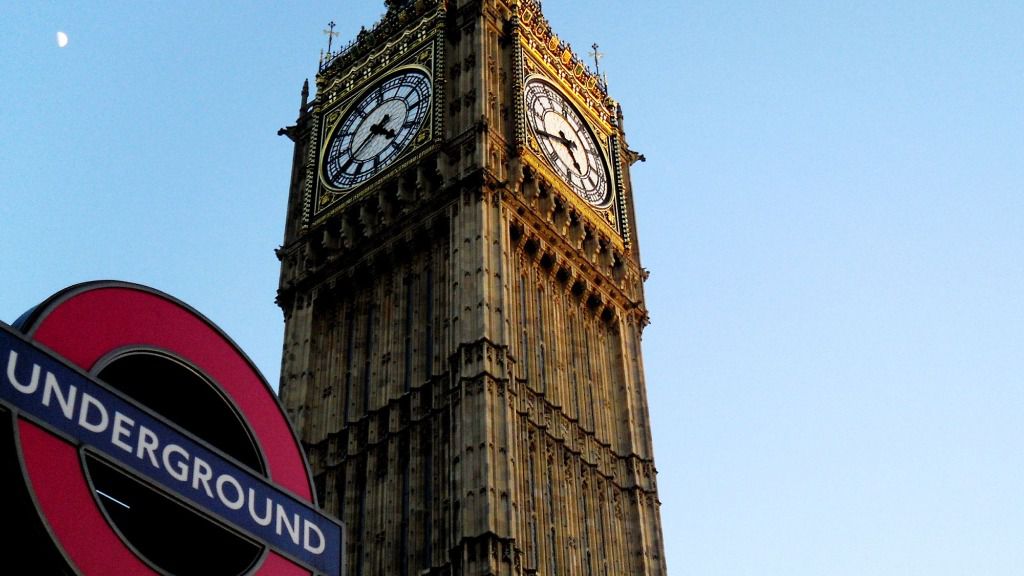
[535,129,578,150]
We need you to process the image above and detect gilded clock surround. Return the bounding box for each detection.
[511,3,629,246]
[308,27,444,226]
[320,66,433,191]
[523,75,611,207]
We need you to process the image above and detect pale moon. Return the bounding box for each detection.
[56,31,69,48]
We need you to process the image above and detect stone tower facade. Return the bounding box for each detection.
[276,1,666,574]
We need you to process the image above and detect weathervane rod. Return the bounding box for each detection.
[323,20,339,55]
[589,43,604,77]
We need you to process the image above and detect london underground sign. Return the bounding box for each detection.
[0,282,343,575]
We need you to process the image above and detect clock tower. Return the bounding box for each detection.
[276,1,667,574]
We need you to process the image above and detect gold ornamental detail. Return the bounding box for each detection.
[514,0,613,124]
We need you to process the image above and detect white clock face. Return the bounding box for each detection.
[322,69,432,190]
[524,79,610,206]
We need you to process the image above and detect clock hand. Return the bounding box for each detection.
[557,130,579,151]
[558,130,583,173]
[535,128,583,172]
[535,129,577,150]
[342,128,383,174]
[349,113,398,161]
[369,114,397,139]
[351,131,379,159]
[565,151,582,173]
[340,113,403,174]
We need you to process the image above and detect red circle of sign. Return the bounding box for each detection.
[17,282,313,576]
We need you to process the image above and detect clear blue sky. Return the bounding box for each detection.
[2,2,1022,574]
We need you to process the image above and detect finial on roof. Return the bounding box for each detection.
[323,21,339,55]
[589,43,609,89]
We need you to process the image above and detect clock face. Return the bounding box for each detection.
[524,79,610,206]
[322,69,432,190]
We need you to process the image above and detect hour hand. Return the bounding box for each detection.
[555,131,583,172]
[369,114,397,139]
